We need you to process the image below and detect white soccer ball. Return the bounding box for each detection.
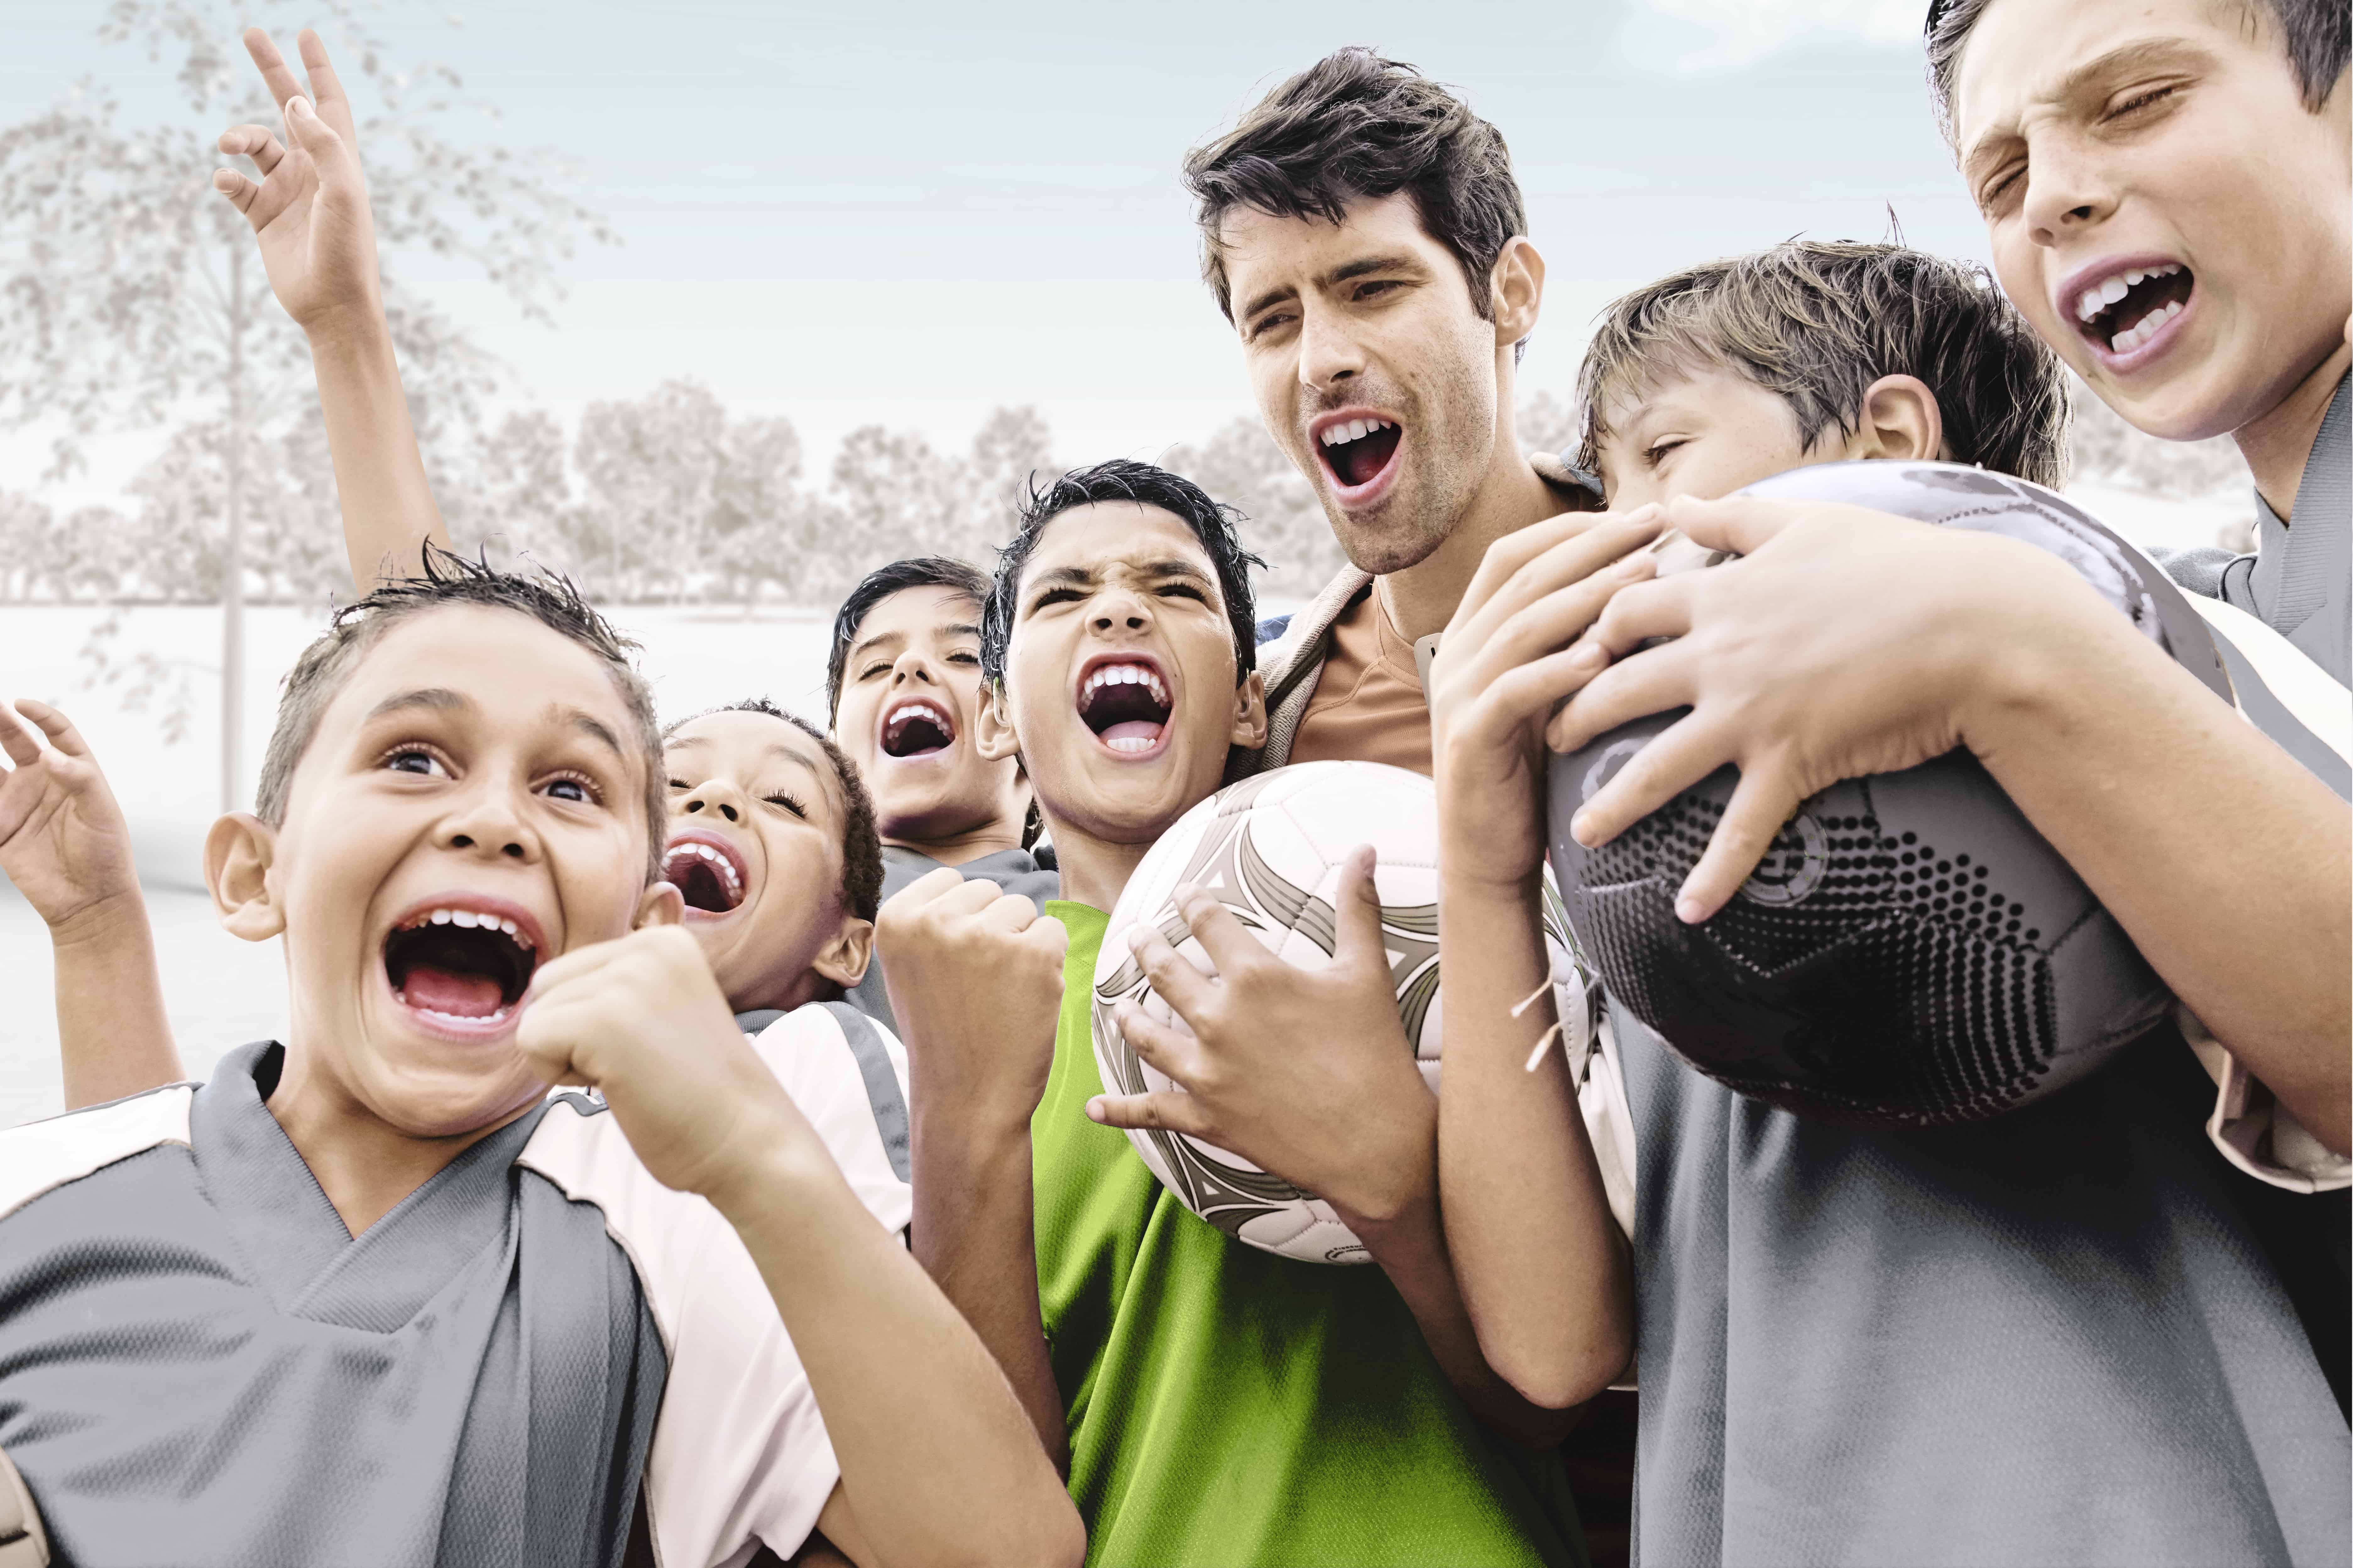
[1092,759,1583,1264]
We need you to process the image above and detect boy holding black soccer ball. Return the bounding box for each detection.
[1436,239,2350,1565]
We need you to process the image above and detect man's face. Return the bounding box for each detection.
[833,585,1024,844]
[1955,0,2350,440]
[1594,369,1818,509]
[1220,192,1505,575]
[993,503,1263,847]
[661,709,859,1012]
[263,604,661,1137]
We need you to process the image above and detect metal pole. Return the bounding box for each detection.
[222,246,246,816]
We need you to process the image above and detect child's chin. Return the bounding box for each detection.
[358,1051,543,1139]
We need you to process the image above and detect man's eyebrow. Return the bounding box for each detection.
[1962,37,2211,174]
[366,687,471,721]
[1238,279,1299,323]
[1326,252,1424,288]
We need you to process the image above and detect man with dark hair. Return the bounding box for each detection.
[1181,46,1601,778]
[826,557,1055,1033]
[882,457,1598,1565]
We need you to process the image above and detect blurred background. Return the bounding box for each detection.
[0,0,2256,1119]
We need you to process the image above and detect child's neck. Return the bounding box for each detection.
[1035,802,1154,914]
[266,1036,532,1238]
[2235,340,2351,522]
[887,820,1023,868]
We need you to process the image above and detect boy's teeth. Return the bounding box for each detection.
[1084,664,1168,701]
[406,906,536,949]
[431,909,452,925]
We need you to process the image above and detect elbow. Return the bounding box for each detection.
[952,1489,1084,1568]
[1491,1323,1633,1417]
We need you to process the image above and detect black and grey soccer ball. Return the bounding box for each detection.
[1547,461,2237,1126]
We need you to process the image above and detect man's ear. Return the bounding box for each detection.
[635,880,685,929]
[1230,670,1269,751]
[811,915,875,991]
[1490,236,1546,350]
[976,683,1022,764]
[1848,374,1949,463]
[205,813,286,943]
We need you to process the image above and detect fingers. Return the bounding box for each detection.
[1455,509,1621,628]
[1463,548,1658,693]
[217,125,287,176]
[1112,1002,1207,1088]
[241,28,305,112]
[1126,910,1217,1021]
[1567,709,1736,850]
[1580,572,1699,660]
[211,167,260,216]
[1165,886,1265,986]
[295,30,353,120]
[981,888,1038,934]
[1327,845,1387,975]
[1471,641,1616,738]
[1546,636,1700,756]
[278,92,353,183]
[1085,1090,1213,1139]
[1658,494,1802,557]
[1675,763,1805,923]
[11,700,90,760]
[1453,510,1665,653]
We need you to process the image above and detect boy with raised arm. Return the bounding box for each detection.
[877,457,1617,1566]
[1437,240,2349,1566]
[0,554,1081,1568]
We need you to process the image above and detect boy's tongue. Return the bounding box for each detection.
[403,964,504,1018]
[1103,720,1162,746]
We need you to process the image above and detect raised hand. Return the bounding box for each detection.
[875,868,1067,1136]
[0,699,142,933]
[211,29,381,340]
[1088,847,1435,1226]
[1428,506,1663,895]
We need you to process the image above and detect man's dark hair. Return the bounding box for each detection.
[1180,47,1525,325]
[981,459,1263,689]
[661,698,885,925]
[1926,0,2348,136]
[256,546,666,877]
[825,557,993,717]
[1576,239,2073,489]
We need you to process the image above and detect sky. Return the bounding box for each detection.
[0,0,1981,486]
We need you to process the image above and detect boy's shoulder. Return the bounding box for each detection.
[731,1002,912,1232]
[0,1081,197,1228]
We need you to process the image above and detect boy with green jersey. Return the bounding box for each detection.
[876,459,1620,1566]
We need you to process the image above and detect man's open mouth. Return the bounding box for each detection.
[1316,413,1403,495]
[384,897,542,1032]
[2067,260,2193,359]
[660,828,750,917]
[881,697,956,759]
[1077,657,1171,756]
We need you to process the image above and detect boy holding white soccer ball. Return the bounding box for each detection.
[878,459,1618,1565]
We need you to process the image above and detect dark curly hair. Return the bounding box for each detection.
[662,698,885,924]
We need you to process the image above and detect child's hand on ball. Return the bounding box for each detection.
[517,924,815,1206]
[1087,846,1431,1228]
[877,868,1068,1138]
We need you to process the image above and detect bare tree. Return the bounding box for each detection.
[0,0,610,810]
[1162,416,1342,598]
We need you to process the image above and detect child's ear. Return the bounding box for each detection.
[976,684,1022,764]
[1489,236,1546,351]
[1230,670,1269,751]
[635,880,685,929]
[205,813,285,943]
[811,915,874,991]
[1851,374,1948,464]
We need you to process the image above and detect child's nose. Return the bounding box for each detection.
[684,795,740,823]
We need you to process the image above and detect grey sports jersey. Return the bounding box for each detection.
[2160,373,2349,685]
[848,843,1059,1033]
[0,1043,660,1568]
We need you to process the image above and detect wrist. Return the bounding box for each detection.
[46,885,151,952]
[700,1123,841,1230]
[1955,560,2148,762]
[1328,1089,1437,1230]
[302,301,395,363]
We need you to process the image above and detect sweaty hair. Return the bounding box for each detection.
[1180,46,1525,326]
[661,699,885,924]
[1926,0,2348,136]
[825,557,993,718]
[255,547,666,877]
[1575,240,2072,489]
[981,459,1263,689]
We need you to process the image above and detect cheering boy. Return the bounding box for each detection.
[1436,240,2350,1565]
[0,554,1080,1567]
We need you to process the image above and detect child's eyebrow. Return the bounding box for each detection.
[366,687,471,721]
[554,705,627,759]
[849,629,905,661]
[1961,36,2212,176]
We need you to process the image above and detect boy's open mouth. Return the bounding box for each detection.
[1315,412,1403,498]
[2065,259,2194,360]
[383,897,542,1032]
[1076,656,1172,756]
[880,697,956,759]
[661,828,750,918]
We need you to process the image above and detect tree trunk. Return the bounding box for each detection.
[223,246,247,816]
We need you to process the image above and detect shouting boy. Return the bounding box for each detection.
[878,459,1614,1565]
[1436,240,2350,1565]
[0,556,1081,1567]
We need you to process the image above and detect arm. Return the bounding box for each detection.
[1089,856,1594,1446]
[212,29,451,589]
[0,700,182,1106]
[518,923,1084,1568]
[876,871,1071,1467]
[1425,511,1656,1407]
[1557,494,2352,1154]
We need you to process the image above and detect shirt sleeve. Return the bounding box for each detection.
[749,1008,914,1237]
